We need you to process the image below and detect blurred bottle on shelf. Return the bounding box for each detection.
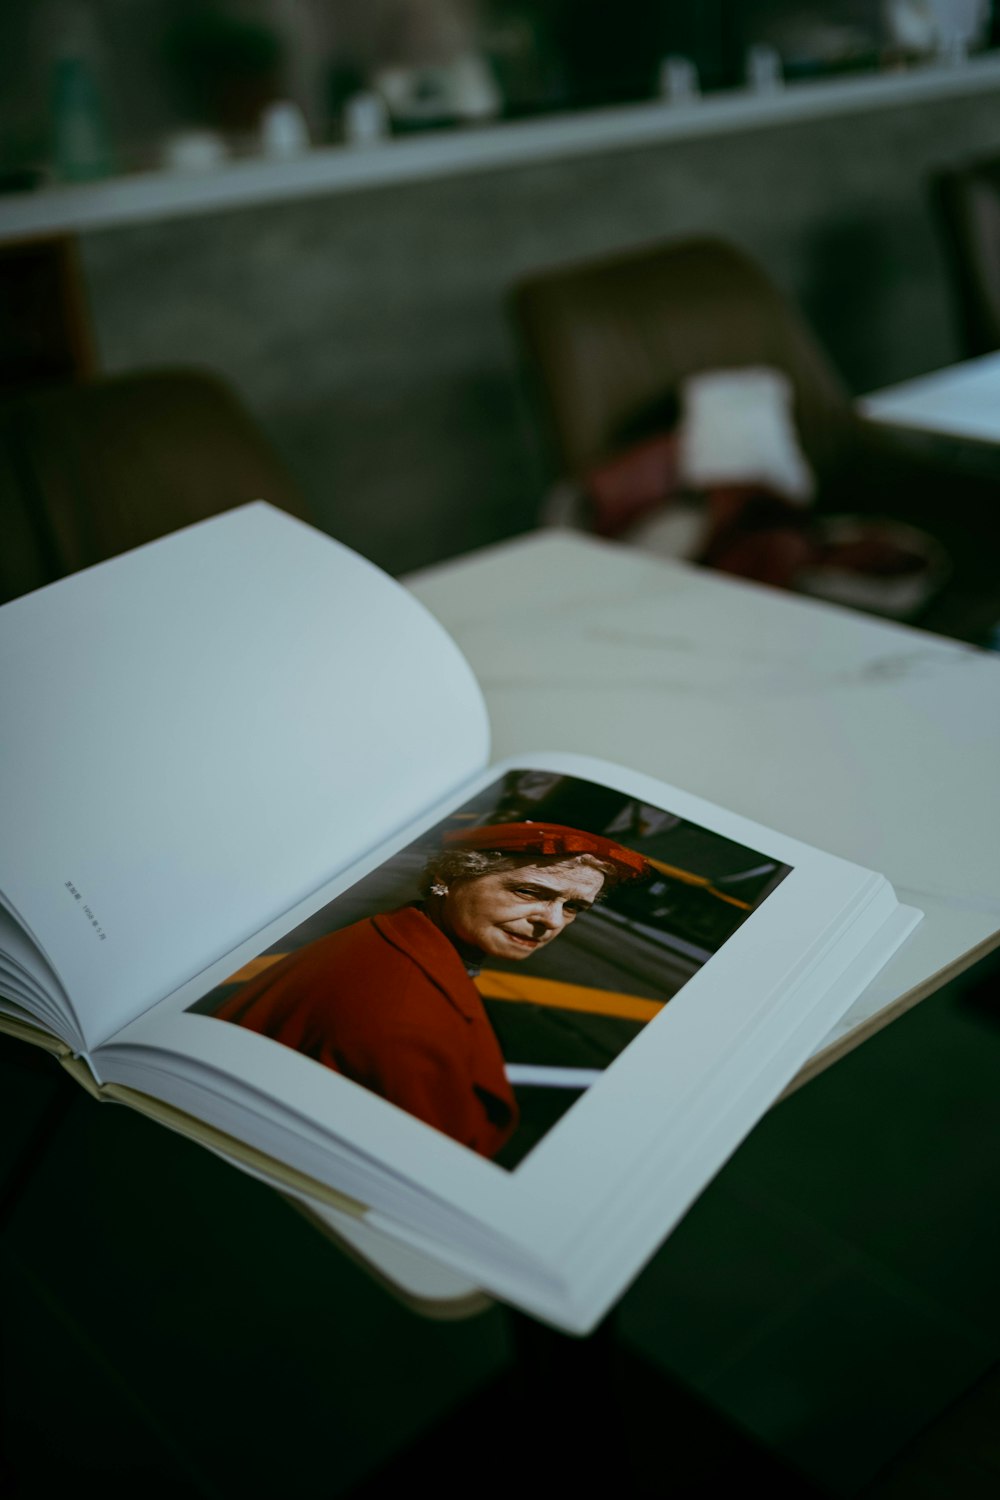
[260,99,311,158]
[746,42,784,91]
[342,91,390,146]
[658,54,701,103]
[52,57,113,181]
[50,2,113,182]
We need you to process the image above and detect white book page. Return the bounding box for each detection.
[0,504,489,1049]
[97,750,916,1296]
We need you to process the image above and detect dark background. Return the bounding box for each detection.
[6,3,1000,576]
[4,953,1000,1496]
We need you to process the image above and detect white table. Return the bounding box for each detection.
[309,529,1000,1310]
[859,350,1000,446]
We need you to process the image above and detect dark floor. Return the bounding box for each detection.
[2,948,999,1498]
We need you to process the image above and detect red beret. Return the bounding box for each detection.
[443,821,647,879]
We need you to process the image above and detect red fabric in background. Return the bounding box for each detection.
[581,426,943,605]
[583,429,812,590]
[700,486,814,589]
[584,430,683,537]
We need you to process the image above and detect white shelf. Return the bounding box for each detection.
[3,52,1000,244]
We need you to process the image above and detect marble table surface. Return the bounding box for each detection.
[859,350,1000,446]
[409,528,1000,1081]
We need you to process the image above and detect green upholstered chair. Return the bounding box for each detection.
[0,367,310,605]
[511,235,1000,642]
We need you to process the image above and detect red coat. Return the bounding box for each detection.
[213,906,518,1158]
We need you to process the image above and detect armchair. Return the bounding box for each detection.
[0,367,310,605]
[510,236,1000,642]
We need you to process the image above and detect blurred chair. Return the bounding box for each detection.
[931,154,1000,357]
[510,235,1000,641]
[0,367,310,604]
[512,235,856,487]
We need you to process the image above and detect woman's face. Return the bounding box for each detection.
[439,859,605,961]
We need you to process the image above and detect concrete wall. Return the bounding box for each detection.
[79,87,1000,575]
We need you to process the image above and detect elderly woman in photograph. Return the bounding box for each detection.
[213,822,647,1159]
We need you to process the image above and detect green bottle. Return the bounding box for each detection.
[51,54,112,181]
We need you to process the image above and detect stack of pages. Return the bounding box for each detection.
[0,504,919,1333]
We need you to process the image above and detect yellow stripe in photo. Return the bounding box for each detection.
[476,971,664,1023]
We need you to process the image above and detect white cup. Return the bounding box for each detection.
[658,55,701,102]
[746,43,784,92]
[161,129,229,173]
[260,100,310,158]
[343,91,389,146]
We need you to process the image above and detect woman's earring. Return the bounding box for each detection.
[431,883,447,896]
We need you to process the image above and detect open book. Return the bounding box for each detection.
[0,503,920,1334]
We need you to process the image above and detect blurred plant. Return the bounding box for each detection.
[162,7,285,131]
